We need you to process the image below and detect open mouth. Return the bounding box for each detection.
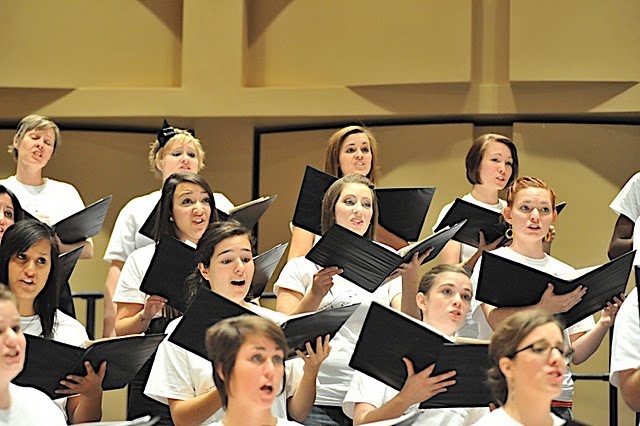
[231,280,246,287]
[260,384,274,394]
[20,279,34,286]
[193,217,206,224]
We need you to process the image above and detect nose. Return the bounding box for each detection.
[451,293,462,307]
[530,208,540,221]
[352,202,363,215]
[548,347,566,366]
[233,258,245,274]
[6,327,19,346]
[23,260,36,276]
[355,149,364,158]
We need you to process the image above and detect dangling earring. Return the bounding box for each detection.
[544,225,555,243]
[505,226,514,240]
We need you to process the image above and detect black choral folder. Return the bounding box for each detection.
[14,334,165,399]
[376,187,436,242]
[169,285,359,360]
[247,242,289,300]
[635,266,640,321]
[50,195,113,244]
[139,236,197,313]
[305,220,466,293]
[434,198,566,248]
[217,195,277,230]
[139,196,277,239]
[292,166,436,242]
[476,250,635,327]
[57,246,84,318]
[349,302,491,408]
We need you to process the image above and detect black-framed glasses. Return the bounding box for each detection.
[507,340,574,364]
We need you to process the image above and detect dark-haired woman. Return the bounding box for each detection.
[0,220,104,423]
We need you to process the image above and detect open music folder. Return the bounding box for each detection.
[139,236,197,313]
[434,198,566,248]
[292,166,436,241]
[14,334,165,399]
[349,302,492,408]
[26,195,113,244]
[169,285,359,360]
[476,250,635,327]
[139,195,276,239]
[246,242,288,300]
[305,220,466,293]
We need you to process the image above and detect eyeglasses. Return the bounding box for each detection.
[507,340,574,364]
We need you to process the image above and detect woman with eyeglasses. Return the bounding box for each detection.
[469,177,624,421]
[473,309,573,425]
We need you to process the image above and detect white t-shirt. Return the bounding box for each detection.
[274,256,403,407]
[433,193,507,263]
[209,419,302,426]
[112,244,156,308]
[343,371,489,425]
[471,407,565,425]
[470,247,595,402]
[21,309,89,345]
[610,172,640,223]
[144,305,300,425]
[21,310,89,421]
[0,383,67,426]
[610,287,640,387]
[0,176,85,225]
[103,191,235,263]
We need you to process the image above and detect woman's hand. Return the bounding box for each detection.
[311,267,342,298]
[56,361,106,400]
[142,295,167,320]
[599,293,625,328]
[297,334,332,375]
[536,283,586,314]
[397,358,456,407]
[395,250,432,284]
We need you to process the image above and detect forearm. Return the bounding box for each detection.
[608,238,633,260]
[620,369,640,411]
[58,238,93,259]
[571,322,609,365]
[67,393,103,424]
[168,390,222,426]
[115,310,149,336]
[102,262,123,338]
[287,370,318,423]
[354,396,412,426]
[287,292,324,315]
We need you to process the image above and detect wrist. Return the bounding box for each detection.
[139,312,150,323]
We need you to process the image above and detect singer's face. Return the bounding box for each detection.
[333,183,374,236]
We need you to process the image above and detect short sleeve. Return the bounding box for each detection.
[273,258,312,297]
[342,371,389,419]
[112,248,150,305]
[610,288,640,387]
[610,172,640,222]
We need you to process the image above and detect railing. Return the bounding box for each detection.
[71,291,104,340]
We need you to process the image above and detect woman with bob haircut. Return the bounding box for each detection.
[102,120,234,337]
[473,309,573,425]
[343,264,489,425]
[113,171,218,423]
[433,133,521,338]
[144,220,330,425]
[470,176,623,421]
[1,114,93,259]
[0,220,105,424]
[275,173,426,425]
[205,315,304,426]
[0,283,67,425]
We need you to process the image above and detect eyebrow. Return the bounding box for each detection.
[216,247,252,257]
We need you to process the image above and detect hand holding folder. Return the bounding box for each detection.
[350,303,492,408]
[476,250,635,327]
[169,285,359,360]
[305,220,466,293]
[13,334,165,399]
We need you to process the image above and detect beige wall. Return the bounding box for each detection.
[1,0,639,423]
